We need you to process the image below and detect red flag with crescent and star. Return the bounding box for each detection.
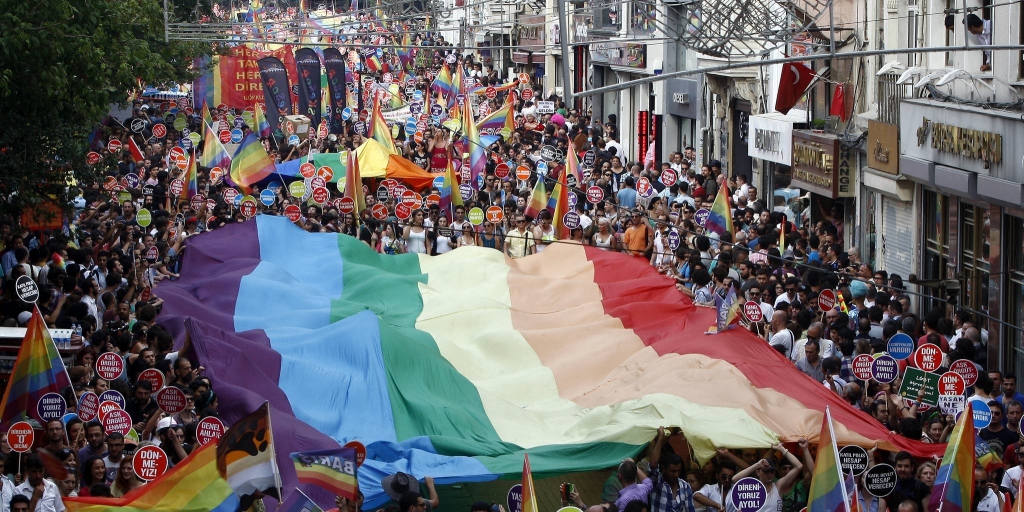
[775,62,816,115]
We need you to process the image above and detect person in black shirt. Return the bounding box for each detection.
[890,451,930,512]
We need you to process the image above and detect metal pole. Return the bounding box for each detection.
[828,0,836,57]
[164,0,169,42]
[557,0,573,105]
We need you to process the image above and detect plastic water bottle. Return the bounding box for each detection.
[73,323,82,347]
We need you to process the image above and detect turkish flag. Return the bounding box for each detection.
[775,62,816,115]
[830,83,848,121]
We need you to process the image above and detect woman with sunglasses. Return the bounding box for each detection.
[479,221,502,252]
[729,445,803,512]
[458,224,477,248]
[403,210,431,255]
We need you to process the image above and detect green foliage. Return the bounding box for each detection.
[0,0,210,218]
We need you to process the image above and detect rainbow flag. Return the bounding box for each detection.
[364,50,383,74]
[202,102,215,127]
[549,178,570,240]
[291,448,358,500]
[974,436,1005,474]
[463,101,485,190]
[0,307,72,430]
[844,472,861,512]
[397,33,413,72]
[714,286,743,332]
[469,80,519,96]
[430,65,454,98]
[705,184,733,236]
[344,150,365,213]
[807,407,849,512]
[64,443,239,512]
[229,132,276,194]
[524,178,547,220]
[200,121,232,170]
[522,454,539,512]
[180,151,198,202]
[448,64,465,109]
[476,101,515,138]
[439,150,463,217]
[255,103,272,139]
[929,401,975,512]
[369,102,398,155]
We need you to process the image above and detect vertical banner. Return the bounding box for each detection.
[192,46,298,110]
[257,56,293,135]
[294,48,323,129]
[323,48,348,134]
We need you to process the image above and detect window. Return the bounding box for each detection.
[922,190,949,312]
[630,0,656,34]
[960,203,991,331]
[1007,216,1024,378]
[593,0,621,32]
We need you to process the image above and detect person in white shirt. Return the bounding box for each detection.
[791,324,835,363]
[769,311,794,358]
[14,455,65,512]
[976,467,1002,512]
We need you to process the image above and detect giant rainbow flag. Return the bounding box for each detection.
[155,216,944,509]
[0,307,72,429]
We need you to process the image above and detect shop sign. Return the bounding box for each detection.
[867,120,899,175]
[915,117,1002,166]
[791,130,840,198]
[747,115,793,165]
[590,42,646,69]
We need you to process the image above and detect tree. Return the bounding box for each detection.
[0,0,211,220]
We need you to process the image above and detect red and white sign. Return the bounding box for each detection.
[495,163,510,179]
[169,179,184,197]
[661,169,678,186]
[155,386,187,414]
[486,206,504,223]
[817,289,837,312]
[394,203,412,220]
[344,441,367,466]
[636,177,653,197]
[190,194,206,212]
[382,72,394,84]
[86,151,103,165]
[285,204,302,222]
[425,194,441,208]
[98,401,121,422]
[78,392,100,421]
[206,198,218,212]
[133,445,169,481]
[96,352,125,380]
[146,246,159,261]
[7,422,34,453]
[175,154,188,170]
[851,354,874,381]
[316,166,335,181]
[310,176,327,191]
[742,301,764,323]
[338,197,355,214]
[223,188,239,204]
[107,139,122,154]
[300,162,317,178]
[912,344,944,373]
[516,165,532,181]
[950,359,979,386]
[209,167,224,183]
[521,88,534,101]
[169,146,186,160]
[102,409,133,435]
[587,186,605,204]
[240,198,258,218]
[138,368,164,392]
[382,179,400,197]
[401,190,417,207]
[938,371,966,396]
[311,187,330,204]
[152,124,167,138]
[196,417,226,445]
[485,87,497,99]
[371,203,388,221]
[219,130,232,144]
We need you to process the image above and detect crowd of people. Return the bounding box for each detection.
[0,2,1012,512]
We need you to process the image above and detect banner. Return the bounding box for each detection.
[323,48,348,135]
[295,48,323,129]
[257,56,294,135]
[380,105,412,124]
[192,45,298,110]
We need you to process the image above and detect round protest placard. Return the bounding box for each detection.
[516,165,532,181]
[864,464,897,497]
[169,179,184,197]
[78,391,100,421]
[138,368,164,392]
[460,184,474,202]
[743,301,764,323]
[817,289,837,312]
[694,208,710,227]
[96,352,125,380]
[15,275,39,304]
[7,421,34,453]
[133,445,169,481]
[343,440,366,466]
[851,354,874,381]
[371,204,388,221]
[99,390,126,409]
[938,371,966,396]
[136,209,152,228]
[240,198,258,218]
[311,187,330,205]
[522,88,534,100]
[103,408,132,435]
[486,206,504,223]
[156,386,187,414]
[667,229,681,250]
[661,168,678,186]
[152,123,167,138]
[107,139,122,154]
[86,151,103,165]
[339,197,356,215]
[425,194,441,208]
[636,177,655,199]
[838,445,869,476]
[289,181,307,198]
[871,355,899,383]
[37,392,67,422]
[886,333,915,360]
[587,186,604,204]
[912,344,943,373]
[260,189,276,207]
[563,211,581,230]
[950,359,979,386]
[507,483,524,512]
[197,416,226,445]
[395,203,412,220]
[98,401,122,423]
[729,477,767,512]
[970,397,992,428]
[376,186,390,202]
[468,207,485,226]
[284,204,302,222]
[495,163,510,179]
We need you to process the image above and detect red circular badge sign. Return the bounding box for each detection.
[818,289,837,312]
[912,344,944,373]
[240,198,258,218]
[285,204,302,222]
[938,371,966,396]
[133,445,169,481]
[300,162,317,179]
[742,301,764,323]
[7,421,34,453]
[950,359,979,386]
[344,440,367,466]
[338,197,355,214]
[169,179,184,197]
[152,124,167,138]
[316,166,334,181]
[102,409,133,435]
[98,401,122,422]
[394,203,412,220]
[521,89,534,101]
[219,130,232,144]
[78,391,100,422]
[495,163,510,179]
[311,187,330,204]
[371,203,388,221]
[107,140,122,154]
[661,169,678,186]
[401,190,417,207]
[486,206,504,223]
[86,152,103,166]
[155,386,187,414]
[851,354,874,381]
[190,194,206,212]
[138,368,164,392]
[96,352,125,380]
[425,194,441,208]
[196,416,226,445]
[587,186,605,204]
[485,87,497,99]
[223,188,239,204]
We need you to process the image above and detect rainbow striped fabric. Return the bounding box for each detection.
[430,65,454,98]
[180,151,198,202]
[524,178,547,220]
[476,101,515,138]
[200,121,232,171]
[463,101,485,189]
[807,407,848,512]
[929,401,974,512]
[0,308,71,429]
[344,150,366,213]
[291,448,358,500]
[369,102,398,155]
[155,217,945,508]
[439,149,462,217]
[705,184,733,236]
[65,443,239,512]
[229,132,276,193]
[522,454,539,512]
[255,103,272,138]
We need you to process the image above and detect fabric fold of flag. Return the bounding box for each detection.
[807,407,849,512]
[291,448,358,500]
[344,150,366,214]
[216,401,282,503]
[929,401,974,512]
[524,178,547,220]
[705,184,733,236]
[200,121,232,171]
[229,133,276,194]
[0,307,72,430]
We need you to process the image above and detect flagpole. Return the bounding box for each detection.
[264,400,285,511]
